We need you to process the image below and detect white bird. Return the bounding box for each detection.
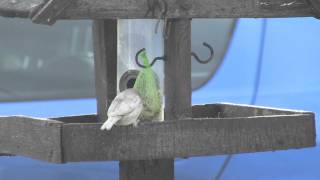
[100,88,143,130]
[100,49,161,130]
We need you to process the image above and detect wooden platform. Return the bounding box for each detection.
[0,103,315,163]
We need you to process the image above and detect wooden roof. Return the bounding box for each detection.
[0,0,316,22]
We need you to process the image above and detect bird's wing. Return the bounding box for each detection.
[107,90,141,117]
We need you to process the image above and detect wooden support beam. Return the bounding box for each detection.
[61,112,315,162]
[118,18,194,180]
[93,19,117,122]
[30,0,76,25]
[165,18,192,120]
[0,0,316,20]
[0,116,63,163]
[191,103,309,118]
[0,104,315,163]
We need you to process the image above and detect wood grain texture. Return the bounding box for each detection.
[53,114,97,123]
[0,0,315,19]
[93,19,117,122]
[31,0,76,25]
[0,116,63,163]
[119,19,192,180]
[0,104,315,163]
[61,113,315,162]
[165,18,191,120]
[192,103,312,118]
[308,0,320,18]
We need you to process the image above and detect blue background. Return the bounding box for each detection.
[0,18,319,180]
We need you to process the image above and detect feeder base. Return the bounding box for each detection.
[0,103,315,163]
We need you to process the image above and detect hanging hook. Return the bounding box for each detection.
[145,0,167,18]
[154,0,168,34]
[191,42,214,64]
[145,0,169,38]
[135,42,213,68]
[135,48,166,68]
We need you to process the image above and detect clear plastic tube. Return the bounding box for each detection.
[117,19,164,121]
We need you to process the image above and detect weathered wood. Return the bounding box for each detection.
[133,18,193,180]
[30,0,76,25]
[0,104,315,163]
[120,159,174,180]
[0,0,316,20]
[53,114,97,123]
[0,116,63,163]
[93,19,117,122]
[119,18,193,180]
[308,0,320,18]
[61,113,315,162]
[165,18,191,120]
[192,103,312,118]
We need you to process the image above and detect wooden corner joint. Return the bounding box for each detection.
[307,0,320,19]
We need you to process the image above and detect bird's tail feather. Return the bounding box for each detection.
[101,116,121,130]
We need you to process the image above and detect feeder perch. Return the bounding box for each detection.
[0,0,317,180]
[0,103,315,163]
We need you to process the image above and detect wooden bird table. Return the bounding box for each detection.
[0,0,318,180]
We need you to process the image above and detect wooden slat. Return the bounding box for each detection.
[93,19,117,122]
[31,0,76,25]
[0,0,43,18]
[192,103,312,118]
[0,104,315,163]
[165,18,192,120]
[61,113,315,162]
[0,0,315,19]
[53,114,97,123]
[0,116,63,163]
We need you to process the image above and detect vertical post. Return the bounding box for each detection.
[92,18,191,180]
[120,18,191,180]
[92,19,118,122]
[165,19,192,120]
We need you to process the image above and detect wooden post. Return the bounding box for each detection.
[93,18,191,180]
[165,19,192,120]
[119,19,191,180]
[119,19,192,180]
[92,19,117,122]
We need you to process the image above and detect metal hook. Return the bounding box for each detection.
[154,0,168,34]
[145,0,155,17]
[144,0,169,38]
[191,42,214,64]
[135,42,213,68]
[145,0,167,17]
[135,48,166,68]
